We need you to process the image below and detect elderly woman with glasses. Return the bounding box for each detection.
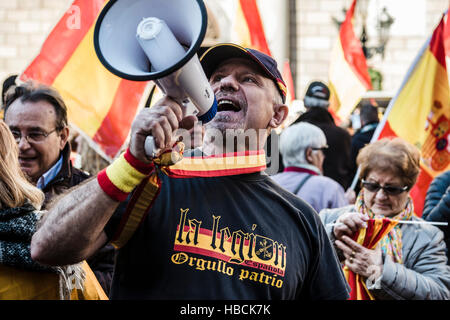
[320,138,450,300]
[272,122,348,213]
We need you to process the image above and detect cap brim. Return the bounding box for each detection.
[200,43,276,82]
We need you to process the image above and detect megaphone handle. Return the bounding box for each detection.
[143,95,185,158]
[144,136,159,158]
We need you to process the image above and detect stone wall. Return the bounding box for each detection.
[0,0,72,83]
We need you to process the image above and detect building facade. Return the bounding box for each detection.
[0,0,448,108]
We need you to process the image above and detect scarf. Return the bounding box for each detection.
[0,201,86,299]
[110,143,268,249]
[355,189,413,263]
[0,202,49,270]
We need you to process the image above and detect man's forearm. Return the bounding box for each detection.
[31,178,120,265]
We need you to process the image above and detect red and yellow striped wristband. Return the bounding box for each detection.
[97,148,155,201]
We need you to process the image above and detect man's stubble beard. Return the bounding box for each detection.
[204,112,246,135]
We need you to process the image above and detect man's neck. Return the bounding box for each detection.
[35,155,63,190]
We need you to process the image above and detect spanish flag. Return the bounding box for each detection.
[20,0,149,161]
[372,12,450,217]
[344,218,398,300]
[328,0,372,120]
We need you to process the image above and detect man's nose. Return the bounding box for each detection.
[217,75,239,92]
[17,136,32,150]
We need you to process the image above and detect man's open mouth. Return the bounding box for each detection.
[217,99,241,112]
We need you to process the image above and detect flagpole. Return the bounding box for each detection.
[395,220,448,226]
[329,220,448,227]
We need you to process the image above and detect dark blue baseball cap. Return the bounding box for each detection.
[200,43,287,104]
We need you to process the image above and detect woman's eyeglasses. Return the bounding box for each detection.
[361,180,409,196]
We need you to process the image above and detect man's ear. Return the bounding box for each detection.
[59,126,70,150]
[269,104,289,129]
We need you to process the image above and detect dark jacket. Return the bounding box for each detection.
[41,144,90,208]
[293,107,353,189]
[42,143,115,296]
[349,121,379,194]
[422,171,450,265]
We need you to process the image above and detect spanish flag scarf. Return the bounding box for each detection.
[110,142,267,249]
[344,190,413,300]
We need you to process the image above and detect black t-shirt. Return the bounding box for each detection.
[104,171,349,300]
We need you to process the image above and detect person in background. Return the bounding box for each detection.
[2,74,17,105]
[422,171,450,265]
[3,82,88,204]
[1,74,18,119]
[3,81,114,296]
[349,103,380,195]
[292,81,353,190]
[272,122,348,213]
[0,120,106,300]
[320,138,450,299]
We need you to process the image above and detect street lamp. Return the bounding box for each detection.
[332,2,394,60]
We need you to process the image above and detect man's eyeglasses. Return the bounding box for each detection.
[310,145,328,152]
[11,129,58,144]
[361,180,409,196]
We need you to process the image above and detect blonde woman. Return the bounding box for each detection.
[0,120,106,299]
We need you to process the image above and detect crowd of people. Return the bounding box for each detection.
[0,42,449,300]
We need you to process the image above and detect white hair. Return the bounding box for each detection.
[280,122,327,167]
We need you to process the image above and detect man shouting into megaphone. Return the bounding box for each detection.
[31,43,350,300]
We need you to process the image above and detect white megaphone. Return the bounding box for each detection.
[94,0,217,157]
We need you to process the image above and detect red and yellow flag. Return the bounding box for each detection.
[282,60,296,104]
[344,218,398,300]
[372,12,450,217]
[20,0,149,161]
[328,0,372,120]
[234,0,271,56]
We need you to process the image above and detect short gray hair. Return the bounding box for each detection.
[280,122,327,167]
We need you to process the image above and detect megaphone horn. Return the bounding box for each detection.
[94,0,217,157]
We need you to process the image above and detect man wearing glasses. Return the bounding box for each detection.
[3,82,78,195]
[3,81,114,296]
[272,122,348,213]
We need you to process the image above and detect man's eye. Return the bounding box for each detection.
[11,131,21,138]
[28,132,44,139]
[211,75,224,83]
[243,76,257,83]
